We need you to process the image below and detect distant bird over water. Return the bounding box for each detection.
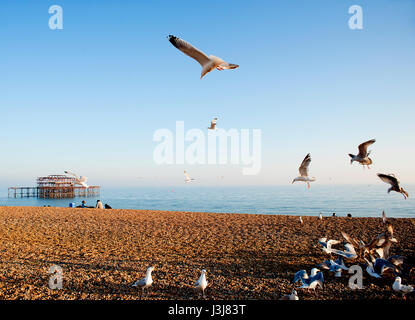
[208,118,218,130]
[292,153,316,189]
[168,35,239,79]
[64,170,88,188]
[184,171,195,183]
[377,173,409,199]
[349,139,376,169]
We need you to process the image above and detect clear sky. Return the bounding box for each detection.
[0,0,414,187]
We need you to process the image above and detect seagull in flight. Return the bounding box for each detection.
[292,153,316,189]
[318,237,341,254]
[330,243,358,260]
[377,173,409,199]
[184,171,195,183]
[348,139,376,169]
[208,118,218,130]
[293,268,324,290]
[64,171,89,188]
[194,269,208,298]
[365,258,397,278]
[168,35,239,79]
[132,266,154,296]
[319,256,349,276]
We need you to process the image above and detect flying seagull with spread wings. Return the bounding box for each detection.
[349,139,376,169]
[377,173,409,200]
[168,35,239,79]
[208,118,218,130]
[292,153,316,189]
[64,171,89,188]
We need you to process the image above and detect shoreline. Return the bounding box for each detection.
[0,206,414,300]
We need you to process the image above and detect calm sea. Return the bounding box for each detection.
[1,185,414,218]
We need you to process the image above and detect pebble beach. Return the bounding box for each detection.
[0,206,414,300]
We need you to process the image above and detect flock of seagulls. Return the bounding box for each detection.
[287,211,414,299]
[291,139,409,201]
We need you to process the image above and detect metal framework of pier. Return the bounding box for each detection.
[8,175,100,199]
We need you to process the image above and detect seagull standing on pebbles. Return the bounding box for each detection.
[377,173,409,199]
[382,210,387,224]
[132,266,154,296]
[194,269,208,298]
[168,35,239,79]
[348,139,376,169]
[392,277,414,295]
[292,153,316,189]
[299,217,303,224]
[279,289,299,300]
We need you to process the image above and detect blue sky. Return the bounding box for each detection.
[0,0,414,187]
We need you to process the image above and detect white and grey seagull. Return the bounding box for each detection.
[293,268,324,290]
[292,153,316,189]
[364,258,396,278]
[377,173,409,200]
[132,266,154,296]
[194,269,208,298]
[348,139,376,169]
[318,237,341,254]
[168,35,239,79]
[64,170,89,188]
[330,243,358,260]
[319,256,348,277]
[392,277,414,295]
[279,289,299,300]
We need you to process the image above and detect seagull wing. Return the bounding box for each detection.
[168,35,211,67]
[377,173,399,188]
[357,139,376,158]
[341,231,360,248]
[298,153,311,177]
[64,170,79,180]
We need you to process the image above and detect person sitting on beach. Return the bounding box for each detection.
[96,200,104,209]
[81,200,87,208]
[104,204,112,209]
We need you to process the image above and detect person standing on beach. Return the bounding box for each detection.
[96,200,104,209]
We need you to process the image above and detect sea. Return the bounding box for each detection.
[0,185,414,218]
